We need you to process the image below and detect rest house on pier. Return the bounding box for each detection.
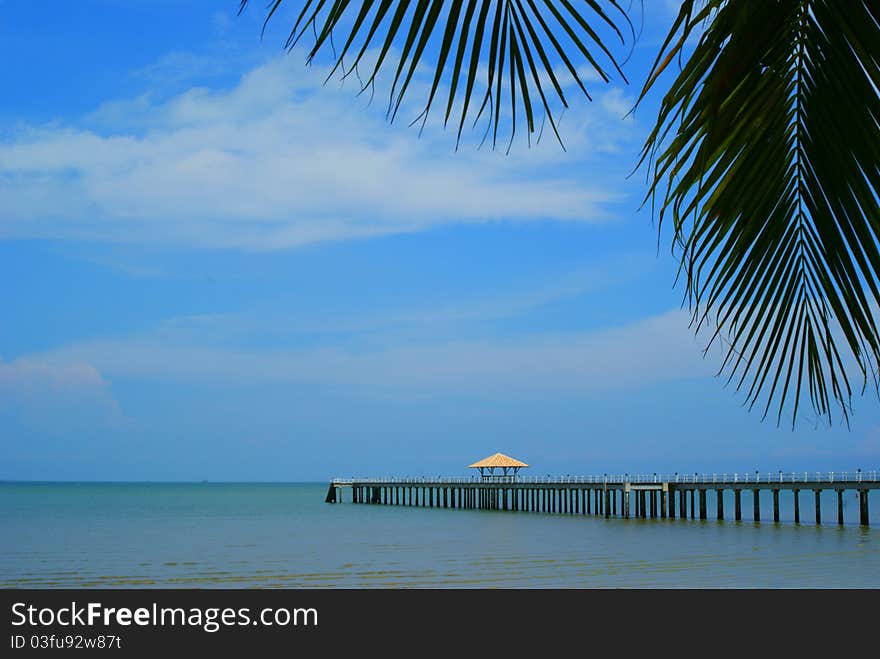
[468,453,528,482]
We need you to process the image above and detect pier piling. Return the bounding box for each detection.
[328,472,877,528]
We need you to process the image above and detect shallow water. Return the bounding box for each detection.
[1,482,877,588]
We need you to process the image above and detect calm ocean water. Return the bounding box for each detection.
[1,482,877,588]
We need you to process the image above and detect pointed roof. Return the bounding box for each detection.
[467,453,529,469]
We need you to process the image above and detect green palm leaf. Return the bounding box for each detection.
[639,0,880,426]
[239,1,880,428]
[239,0,630,148]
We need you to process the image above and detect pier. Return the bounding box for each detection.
[326,470,879,527]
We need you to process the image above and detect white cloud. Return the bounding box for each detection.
[0,56,634,250]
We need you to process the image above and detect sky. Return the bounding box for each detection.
[1,1,879,481]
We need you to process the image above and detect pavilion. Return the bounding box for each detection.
[468,453,529,481]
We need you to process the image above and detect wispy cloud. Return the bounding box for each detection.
[0,357,107,392]
[0,56,636,250]
[142,253,654,342]
[0,357,123,431]
[131,51,241,87]
[33,308,713,394]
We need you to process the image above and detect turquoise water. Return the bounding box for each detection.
[1,482,878,588]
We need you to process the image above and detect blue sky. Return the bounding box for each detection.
[1,1,879,481]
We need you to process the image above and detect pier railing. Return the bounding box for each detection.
[332,470,880,486]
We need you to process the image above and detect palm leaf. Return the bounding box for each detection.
[239,0,631,148]
[639,0,880,426]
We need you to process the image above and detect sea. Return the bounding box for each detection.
[1,482,878,588]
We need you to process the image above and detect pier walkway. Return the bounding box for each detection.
[326,471,879,526]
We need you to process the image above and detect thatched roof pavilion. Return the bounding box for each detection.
[468,453,528,480]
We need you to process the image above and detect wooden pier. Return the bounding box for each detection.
[326,471,879,526]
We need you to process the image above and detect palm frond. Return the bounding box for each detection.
[239,0,631,149]
[640,0,880,426]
